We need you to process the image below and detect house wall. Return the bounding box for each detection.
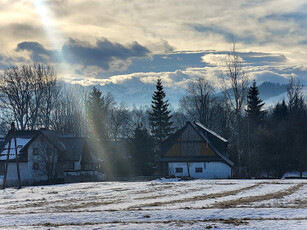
[28,136,58,183]
[4,162,29,186]
[168,162,231,179]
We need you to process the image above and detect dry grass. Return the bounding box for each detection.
[127,183,262,209]
[214,183,304,208]
[4,217,307,229]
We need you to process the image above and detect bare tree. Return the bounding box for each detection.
[50,84,87,136]
[221,42,249,170]
[180,78,216,127]
[287,76,304,111]
[39,66,60,128]
[172,109,188,131]
[109,103,131,141]
[0,64,59,130]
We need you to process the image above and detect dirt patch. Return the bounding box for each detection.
[214,183,304,208]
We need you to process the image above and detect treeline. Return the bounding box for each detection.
[0,52,306,178]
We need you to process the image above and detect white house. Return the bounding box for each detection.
[0,129,103,186]
[160,121,234,179]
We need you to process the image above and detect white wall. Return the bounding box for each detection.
[5,162,30,185]
[168,162,231,179]
[28,137,57,183]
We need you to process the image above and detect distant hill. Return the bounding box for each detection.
[258,82,288,100]
[63,81,295,108]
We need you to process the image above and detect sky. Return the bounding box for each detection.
[1,0,307,90]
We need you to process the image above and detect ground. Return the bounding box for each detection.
[0,179,307,229]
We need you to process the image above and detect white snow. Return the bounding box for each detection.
[0,179,306,229]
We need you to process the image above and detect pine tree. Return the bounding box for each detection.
[272,99,288,122]
[246,80,267,128]
[149,78,173,143]
[87,87,108,140]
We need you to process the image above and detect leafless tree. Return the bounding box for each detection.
[221,42,249,169]
[180,78,216,127]
[0,64,59,130]
[172,109,188,131]
[39,66,60,128]
[287,76,304,111]
[39,144,58,182]
[50,84,87,136]
[109,103,131,141]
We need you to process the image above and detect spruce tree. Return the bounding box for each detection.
[246,80,267,128]
[87,87,108,140]
[149,78,173,143]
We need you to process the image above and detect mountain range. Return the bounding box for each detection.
[72,81,293,109]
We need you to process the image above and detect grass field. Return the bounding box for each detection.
[0,179,307,229]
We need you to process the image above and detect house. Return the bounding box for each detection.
[159,121,234,179]
[0,129,104,186]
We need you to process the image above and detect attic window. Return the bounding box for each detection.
[175,167,183,173]
[33,148,38,155]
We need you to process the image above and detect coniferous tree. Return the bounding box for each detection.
[272,99,288,123]
[87,87,108,140]
[149,78,173,143]
[245,80,267,176]
[246,80,267,128]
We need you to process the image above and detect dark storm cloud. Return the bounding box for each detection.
[61,38,150,70]
[16,41,57,63]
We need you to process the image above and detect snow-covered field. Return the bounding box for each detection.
[0,179,307,229]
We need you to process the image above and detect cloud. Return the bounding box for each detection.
[201,53,232,66]
[61,38,150,70]
[16,41,57,63]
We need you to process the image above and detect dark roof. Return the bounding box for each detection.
[59,137,85,161]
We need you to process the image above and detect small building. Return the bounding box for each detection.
[0,129,104,186]
[159,121,234,179]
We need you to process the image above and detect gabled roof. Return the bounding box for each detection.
[161,121,234,166]
[191,122,234,166]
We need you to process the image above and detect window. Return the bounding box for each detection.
[33,162,39,170]
[195,167,203,173]
[175,167,183,173]
[33,148,38,155]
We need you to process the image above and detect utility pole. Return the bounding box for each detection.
[2,122,21,189]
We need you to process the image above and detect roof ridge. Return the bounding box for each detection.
[194,121,228,142]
